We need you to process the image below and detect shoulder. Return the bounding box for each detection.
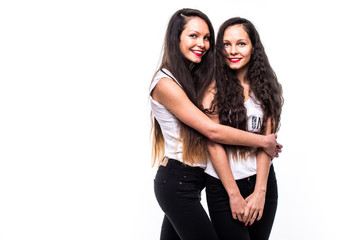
[152,77,186,104]
[151,68,180,92]
[155,77,181,91]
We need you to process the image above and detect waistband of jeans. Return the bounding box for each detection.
[207,164,275,183]
[165,158,205,174]
[237,164,275,182]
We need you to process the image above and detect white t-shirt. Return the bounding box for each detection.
[149,68,207,168]
[205,95,270,179]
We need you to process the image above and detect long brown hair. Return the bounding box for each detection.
[213,17,283,159]
[150,8,215,166]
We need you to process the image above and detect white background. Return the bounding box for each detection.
[1,0,360,239]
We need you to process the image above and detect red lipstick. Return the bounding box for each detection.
[192,50,203,56]
[229,58,241,63]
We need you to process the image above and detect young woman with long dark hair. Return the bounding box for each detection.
[150,10,281,240]
[204,17,284,240]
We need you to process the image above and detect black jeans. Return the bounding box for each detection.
[206,165,278,240]
[154,159,219,240]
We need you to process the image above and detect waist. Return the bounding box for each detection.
[162,155,206,169]
[161,158,205,175]
[206,163,275,182]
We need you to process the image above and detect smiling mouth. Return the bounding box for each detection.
[229,58,241,63]
[191,50,204,57]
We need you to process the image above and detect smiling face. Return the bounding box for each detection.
[179,17,210,64]
[223,24,253,72]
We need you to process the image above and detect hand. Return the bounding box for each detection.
[263,134,283,159]
[263,134,277,158]
[243,190,266,226]
[229,192,247,222]
[274,143,283,158]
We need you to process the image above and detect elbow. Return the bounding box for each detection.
[207,132,218,142]
[206,125,222,143]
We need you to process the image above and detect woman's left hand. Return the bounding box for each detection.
[243,190,266,226]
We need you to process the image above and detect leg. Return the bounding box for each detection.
[248,200,277,240]
[206,174,251,240]
[160,215,181,240]
[154,160,218,240]
[249,165,278,240]
[165,196,218,240]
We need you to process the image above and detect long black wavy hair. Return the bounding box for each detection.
[151,8,215,166]
[213,17,283,159]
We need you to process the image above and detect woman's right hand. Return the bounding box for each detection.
[263,134,282,158]
[229,192,247,222]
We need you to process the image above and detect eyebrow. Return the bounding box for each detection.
[188,30,210,35]
[223,38,248,42]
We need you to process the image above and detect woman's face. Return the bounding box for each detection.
[223,24,253,71]
[179,17,210,64]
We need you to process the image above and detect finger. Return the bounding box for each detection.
[245,207,256,226]
[237,210,245,222]
[232,212,237,220]
[257,209,264,221]
[245,213,253,226]
[249,210,258,226]
[243,206,250,224]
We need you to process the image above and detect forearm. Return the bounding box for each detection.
[209,124,267,148]
[207,141,241,197]
[254,151,271,193]
[155,79,271,150]
[254,117,273,193]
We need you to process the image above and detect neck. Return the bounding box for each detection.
[235,68,248,85]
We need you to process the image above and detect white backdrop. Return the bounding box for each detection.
[1,0,360,239]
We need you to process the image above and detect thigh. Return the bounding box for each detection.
[160,215,181,240]
[165,197,218,240]
[249,166,278,240]
[154,164,218,240]
[206,174,250,240]
[209,211,250,240]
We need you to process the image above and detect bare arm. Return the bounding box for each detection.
[152,78,278,156]
[203,84,246,221]
[244,118,273,226]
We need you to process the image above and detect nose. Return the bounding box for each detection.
[197,38,205,48]
[230,45,238,55]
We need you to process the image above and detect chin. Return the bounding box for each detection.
[186,54,202,64]
[229,63,241,70]
[191,57,202,64]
